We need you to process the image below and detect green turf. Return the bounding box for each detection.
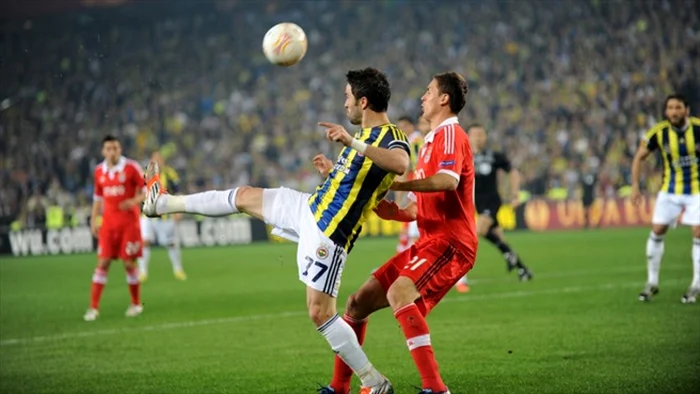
[1,228,699,394]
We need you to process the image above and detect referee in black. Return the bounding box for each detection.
[459,124,533,288]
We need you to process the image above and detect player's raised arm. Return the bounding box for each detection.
[320,122,409,175]
[631,129,657,205]
[312,154,335,178]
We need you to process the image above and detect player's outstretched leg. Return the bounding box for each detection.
[309,287,392,394]
[320,277,390,394]
[682,229,700,304]
[142,161,263,220]
[483,228,532,281]
[388,277,449,394]
[85,260,110,321]
[640,227,666,302]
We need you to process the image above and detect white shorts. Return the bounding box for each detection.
[407,221,420,238]
[652,192,700,226]
[262,187,347,297]
[140,217,179,246]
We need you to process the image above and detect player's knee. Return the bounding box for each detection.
[96,260,111,270]
[308,302,336,327]
[123,260,137,270]
[387,277,420,311]
[651,224,669,237]
[692,226,700,239]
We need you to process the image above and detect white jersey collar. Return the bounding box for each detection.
[424,116,459,143]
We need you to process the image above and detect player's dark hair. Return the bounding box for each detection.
[346,67,391,112]
[433,72,468,115]
[465,123,484,133]
[102,134,119,146]
[398,115,414,124]
[664,94,689,109]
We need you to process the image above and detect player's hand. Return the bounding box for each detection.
[510,195,521,208]
[374,199,399,220]
[389,181,406,191]
[119,198,137,210]
[319,122,353,147]
[630,187,643,206]
[312,154,334,177]
[90,221,100,238]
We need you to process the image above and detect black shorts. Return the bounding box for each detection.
[475,195,501,229]
[582,196,594,208]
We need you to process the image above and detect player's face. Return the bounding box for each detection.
[101,141,122,164]
[418,116,431,134]
[420,79,446,122]
[665,99,689,128]
[397,120,414,134]
[344,84,363,125]
[468,127,487,150]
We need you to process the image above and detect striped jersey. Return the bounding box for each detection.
[309,124,410,251]
[644,116,700,195]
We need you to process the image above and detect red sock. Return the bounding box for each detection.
[90,268,108,309]
[126,268,140,305]
[330,314,368,393]
[394,303,446,392]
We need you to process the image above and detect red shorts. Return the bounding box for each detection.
[98,224,143,261]
[373,237,475,315]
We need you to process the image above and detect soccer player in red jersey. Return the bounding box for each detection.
[84,135,146,321]
[319,72,474,394]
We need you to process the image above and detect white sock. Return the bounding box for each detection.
[457,276,468,285]
[691,238,700,288]
[156,189,239,217]
[138,247,151,275]
[168,246,183,272]
[646,232,664,286]
[318,314,383,387]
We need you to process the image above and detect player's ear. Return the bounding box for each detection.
[439,93,449,107]
[359,97,369,110]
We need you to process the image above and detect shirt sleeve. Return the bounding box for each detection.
[93,170,103,201]
[377,126,411,155]
[494,152,512,172]
[643,128,659,151]
[430,125,464,183]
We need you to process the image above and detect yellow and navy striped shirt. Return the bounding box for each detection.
[309,124,410,251]
[644,117,700,195]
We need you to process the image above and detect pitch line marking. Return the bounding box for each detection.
[0,281,665,347]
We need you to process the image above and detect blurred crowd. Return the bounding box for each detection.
[1,0,699,228]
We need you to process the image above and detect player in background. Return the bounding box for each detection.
[320,72,474,394]
[580,162,598,229]
[395,115,426,253]
[454,124,533,292]
[138,151,187,282]
[85,135,146,321]
[631,94,700,303]
[144,68,410,394]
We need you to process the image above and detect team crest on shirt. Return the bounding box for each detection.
[316,246,329,260]
[99,175,106,184]
[118,172,126,183]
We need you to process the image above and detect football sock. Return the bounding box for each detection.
[457,276,468,285]
[394,303,447,392]
[90,268,108,309]
[330,314,368,393]
[168,246,183,272]
[138,246,151,275]
[318,314,383,388]
[646,232,664,286]
[126,268,140,305]
[691,238,700,288]
[484,230,524,268]
[156,189,239,216]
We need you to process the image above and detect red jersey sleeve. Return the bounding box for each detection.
[93,168,104,201]
[430,124,465,183]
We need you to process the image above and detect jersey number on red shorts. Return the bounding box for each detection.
[404,256,427,271]
[125,241,140,256]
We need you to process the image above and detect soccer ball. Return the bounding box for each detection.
[262,22,308,66]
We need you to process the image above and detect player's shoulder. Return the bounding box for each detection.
[94,161,106,175]
[690,116,700,126]
[124,157,144,173]
[646,119,670,135]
